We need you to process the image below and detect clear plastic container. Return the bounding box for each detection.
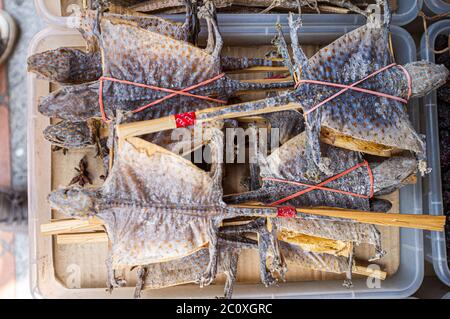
[420,20,450,287]
[28,24,424,298]
[423,0,450,15]
[34,0,423,28]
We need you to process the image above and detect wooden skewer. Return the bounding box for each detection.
[320,126,404,157]
[353,265,387,281]
[116,102,302,144]
[40,217,104,235]
[57,232,108,245]
[231,205,446,232]
[41,205,446,238]
[226,66,289,74]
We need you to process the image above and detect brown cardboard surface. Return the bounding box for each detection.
[40,44,400,289]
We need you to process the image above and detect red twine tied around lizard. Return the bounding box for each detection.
[175,112,197,128]
[265,160,374,207]
[295,63,412,116]
[277,206,297,218]
[98,73,227,122]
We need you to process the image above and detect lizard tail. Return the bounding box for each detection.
[234,78,295,93]
[221,56,284,72]
[223,190,263,205]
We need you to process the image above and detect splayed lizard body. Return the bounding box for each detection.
[47,130,294,289]
[37,16,293,122]
[199,7,448,179]
[225,132,417,211]
[28,48,282,85]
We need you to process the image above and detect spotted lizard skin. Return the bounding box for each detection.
[79,7,194,52]
[28,48,282,85]
[37,19,292,121]
[201,12,447,177]
[225,132,417,210]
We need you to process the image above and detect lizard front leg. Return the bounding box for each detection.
[272,23,295,78]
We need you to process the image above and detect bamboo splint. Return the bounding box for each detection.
[226,66,289,74]
[232,205,445,231]
[41,205,446,238]
[320,126,404,157]
[40,217,105,235]
[116,102,303,144]
[115,101,405,158]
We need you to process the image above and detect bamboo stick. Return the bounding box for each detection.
[320,126,404,157]
[40,217,104,235]
[41,204,446,238]
[57,232,108,245]
[231,205,446,232]
[226,66,289,74]
[116,102,302,143]
[353,265,387,281]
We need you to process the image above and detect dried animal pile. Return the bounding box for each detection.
[32,0,447,298]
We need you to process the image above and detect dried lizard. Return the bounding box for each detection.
[79,0,198,52]
[37,14,293,122]
[28,48,282,85]
[224,131,417,212]
[128,0,370,16]
[194,4,448,180]
[47,129,290,288]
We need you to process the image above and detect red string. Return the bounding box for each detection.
[277,206,297,218]
[295,63,412,116]
[175,112,197,128]
[98,73,227,122]
[264,160,374,206]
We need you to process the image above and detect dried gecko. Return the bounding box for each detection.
[47,130,292,288]
[28,48,282,85]
[225,131,417,212]
[38,14,293,122]
[79,0,198,52]
[199,5,448,179]
[128,0,370,16]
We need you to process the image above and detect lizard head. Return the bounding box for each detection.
[38,82,100,121]
[27,48,74,82]
[48,186,97,218]
[404,61,449,98]
[43,120,96,149]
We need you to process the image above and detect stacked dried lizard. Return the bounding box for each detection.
[48,128,396,296]
[108,0,379,16]
[171,3,448,180]
[38,0,448,299]
[36,18,292,122]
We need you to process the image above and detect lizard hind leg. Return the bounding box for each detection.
[343,246,354,289]
[134,266,149,299]
[199,220,220,288]
[198,0,222,60]
[221,251,239,299]
[105,256,127,294]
